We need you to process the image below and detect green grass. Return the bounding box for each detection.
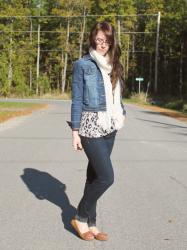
[0,111,11,114]
[0,102,48,123]
[0,90,72,100]
[123,92,150,105]
[123,92,187,116]
[123,98,150,105]
[0,102,43,108]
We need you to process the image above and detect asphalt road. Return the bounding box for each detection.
[0,99,187,250]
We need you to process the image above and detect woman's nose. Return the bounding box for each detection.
[101,44,106,49]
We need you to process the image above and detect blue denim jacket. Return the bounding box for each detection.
[70,53,126,129]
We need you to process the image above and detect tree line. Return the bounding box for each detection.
[0,0,186,100]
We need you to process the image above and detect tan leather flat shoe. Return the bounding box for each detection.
[71,219,94,241]
[92,231,108,241]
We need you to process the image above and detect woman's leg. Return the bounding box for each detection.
[83,161,98,227]
[75,130,117,226]
[87,130,117,227]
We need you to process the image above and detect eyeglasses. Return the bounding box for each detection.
[95,38,111,46]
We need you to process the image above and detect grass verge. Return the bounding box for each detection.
[124,92,187,123]
[0,102,48,124]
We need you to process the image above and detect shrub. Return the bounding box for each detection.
[0,54,10,97]
[123,88,131,98]
[130,91,148,103]
[183,104,187,113]
[164,100,184,110]
[38,74,50,95]
[14,84,30,97]
[11,66,30,97]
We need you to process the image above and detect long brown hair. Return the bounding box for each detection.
[88,21,125,93]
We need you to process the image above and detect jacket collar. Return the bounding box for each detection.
[83,53,93,61]
[82,53,101,72]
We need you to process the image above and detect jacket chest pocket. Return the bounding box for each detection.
[83,81,98,106]
[84,67,97,89]
[83,66,99,106]
[84,66,97,84]
[84,66,96,75]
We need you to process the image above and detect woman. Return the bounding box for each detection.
[69,21,126,241]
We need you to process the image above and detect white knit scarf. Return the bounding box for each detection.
[89,47,125,130]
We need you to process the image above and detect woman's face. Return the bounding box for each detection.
[95,30,111,56]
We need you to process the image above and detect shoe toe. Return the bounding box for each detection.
[82,231,94,240]
[71,219,94,241]
[95,232,108,241]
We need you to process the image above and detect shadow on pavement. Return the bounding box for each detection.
[20,168,77,236]
[138,109,187,124]
[136,117,187,129]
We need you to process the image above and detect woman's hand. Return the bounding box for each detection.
[72,130,83,151]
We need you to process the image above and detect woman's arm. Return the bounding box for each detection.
[71,60,84,130]
[71,59,84,150]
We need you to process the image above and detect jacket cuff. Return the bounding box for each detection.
[66,120,80,130]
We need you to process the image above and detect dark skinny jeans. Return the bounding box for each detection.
[74,129,117,227]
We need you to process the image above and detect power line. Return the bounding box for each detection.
[0,30,156,34]
[0,48,151,53]
[0,14,159,19]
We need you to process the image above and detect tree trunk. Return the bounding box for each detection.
[79,7,86,59]
[36,21,40,95]
[8,20,13,89]
[117,18,121,46]
[62,17,70,93]
[61,52,64,91]
[179,42,184,99]
[60,22,64,92]
[29,18,33,90]
[131,34,135,91]
[149,52,152,87]
[126,35,130,81]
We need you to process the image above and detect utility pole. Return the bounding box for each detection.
[154,12,161,93]
[36,0,41,95]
